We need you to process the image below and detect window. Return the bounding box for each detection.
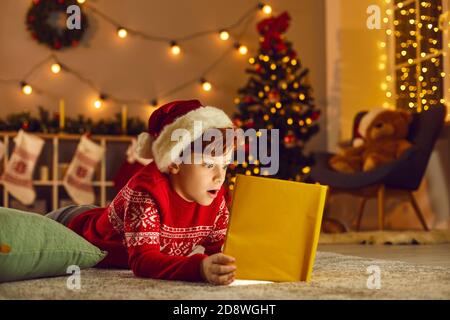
[388,0,449,118]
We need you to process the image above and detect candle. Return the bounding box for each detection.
[121,105,128,134]
[59,99,65,130]
[40,165,49,181]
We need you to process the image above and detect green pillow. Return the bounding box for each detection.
[0,207,107,282]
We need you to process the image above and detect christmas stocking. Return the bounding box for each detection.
[1,130,45,205]
[63,135,105,205]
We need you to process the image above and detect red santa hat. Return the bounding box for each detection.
[136,99,234,173]
[358,108,386,138]
[351,108,386,147]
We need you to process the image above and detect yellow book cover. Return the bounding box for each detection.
[223,174,328,282]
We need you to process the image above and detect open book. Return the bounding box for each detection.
[223,174,328,282]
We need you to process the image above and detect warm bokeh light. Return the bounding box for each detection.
[302,166,311,174]
[170,42,181,55]
[51,63,61,74]
[201,79,212,92]
[262,5,272,15]
[238,45,248,55]
[219,30,230,41]
[94,98,103,109]
[21,83,32,95]
[117,27,128,38]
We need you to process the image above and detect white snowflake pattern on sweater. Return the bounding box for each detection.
[107,185,229,257]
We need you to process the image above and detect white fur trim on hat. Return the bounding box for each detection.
[139,106,233,173]
[358,108,385,138]
[136,132,155,160]
[128,138,153,166]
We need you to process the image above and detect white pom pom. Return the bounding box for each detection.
[136,132,154,159]
[353,137,364,147]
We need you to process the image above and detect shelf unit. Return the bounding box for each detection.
[0,132,133,210]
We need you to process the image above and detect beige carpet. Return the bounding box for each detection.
[319,230,450,245]
[1,251,449,300]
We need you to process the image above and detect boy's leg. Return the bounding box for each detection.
[45,204,98,226]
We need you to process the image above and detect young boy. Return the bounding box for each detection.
[46,100,237,285]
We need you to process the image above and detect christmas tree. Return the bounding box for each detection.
[227,12,321,190]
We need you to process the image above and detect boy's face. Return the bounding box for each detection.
[168,153,231,206]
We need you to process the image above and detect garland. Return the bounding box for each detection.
[26,0,88,50]
[0,107,146,135]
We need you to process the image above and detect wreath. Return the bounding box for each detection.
[26,0,88,50]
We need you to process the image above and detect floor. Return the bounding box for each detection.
[2,251,449,299]
[319,243,450,268]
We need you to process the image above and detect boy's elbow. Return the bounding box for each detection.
[131,264,147,278]
[128,253,153,278]
[129,257,142,277]
[130,258,158,279]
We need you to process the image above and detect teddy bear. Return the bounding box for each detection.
[329,108,413,173]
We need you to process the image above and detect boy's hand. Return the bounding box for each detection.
[200,253,236,285]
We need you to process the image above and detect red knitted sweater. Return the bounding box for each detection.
[68,161,229,282]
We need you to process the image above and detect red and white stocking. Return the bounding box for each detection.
[1,130,44,205]
[63,135,105,205]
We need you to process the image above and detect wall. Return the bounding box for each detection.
[340,0,388,141]
[326,0,387,147]
[0,0,327,151]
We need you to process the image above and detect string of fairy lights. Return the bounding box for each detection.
[380,0,450,117]
[0,1,274,110]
